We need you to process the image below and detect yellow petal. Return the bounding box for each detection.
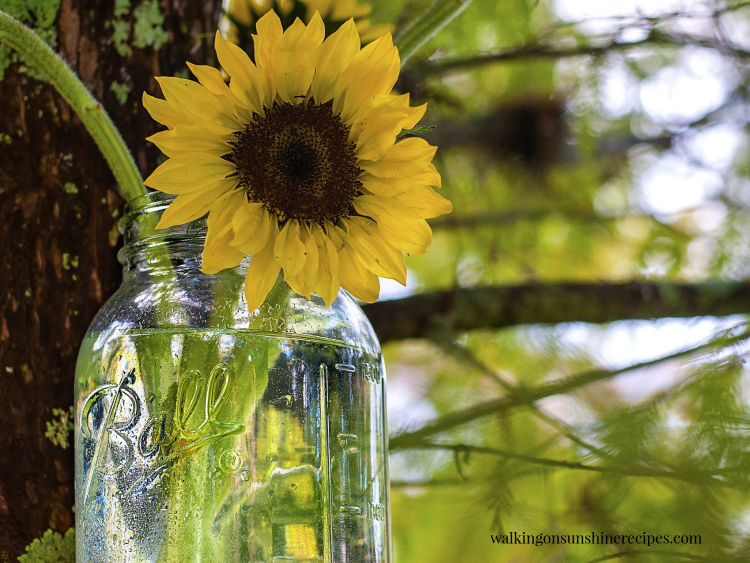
[274,220,307,277]
[214,31,266,114]
[360,166,442,197]
[363,166,441,193]
[187,62,253,123]
[334,34,399,124]
[352,97,427,161]
[345,216,406,283]
[360,137,437,175]
[254,11,284,73]
[210,192,244,240]
[228,0,253,26]
[268,16,323,103]
[301,224,320,294]
[311,19,360,103]
[201,191,246,274]
[401,102,426,131]
[285,270,309,299]
[147,125,230,158]
[311,224,340,306]
[348,93,410,141]
[163,152,235,166]
[156,181,238,229]
[361,167,441,195]
[156,77,242,136]
[331,0,370,19]
[338,242,380,302]
[353,195,432,255]
[142,93,189,129]
[144,155,236,192]
[244,240,281,312]
[285,224,318,298]
[357,95,425,141]
[306,10,326,43]
[230,201,266,245]
[202,237,245,274]
[355,114,408,162]
[324,221,347,250]
[187,62,230,98]
[306,0,336,17]
[393,185,453,219]
[276,0,294,15]
[358,22,393,43]
[236,208,274,255]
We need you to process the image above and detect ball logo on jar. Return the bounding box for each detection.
[80,363,245,503]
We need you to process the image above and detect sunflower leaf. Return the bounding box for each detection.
[397,123,436,139]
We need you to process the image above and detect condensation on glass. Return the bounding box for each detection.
[74,193,391,563]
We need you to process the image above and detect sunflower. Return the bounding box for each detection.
[143,11,451,311]
[226,0,392,49]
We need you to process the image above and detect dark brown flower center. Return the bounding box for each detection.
[231,100,362,223]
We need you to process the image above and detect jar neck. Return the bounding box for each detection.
[118,192,215,277]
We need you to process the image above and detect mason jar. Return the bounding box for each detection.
[74,192,391,562]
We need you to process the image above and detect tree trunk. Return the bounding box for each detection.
[0,1,220,558]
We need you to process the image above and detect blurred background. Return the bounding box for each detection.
[2,0,750,561]
[367,0,750,561]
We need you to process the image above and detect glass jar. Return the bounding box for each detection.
[74,192,391,562]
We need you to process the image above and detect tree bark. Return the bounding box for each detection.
[362,282,750,344]
[0,1,220,558]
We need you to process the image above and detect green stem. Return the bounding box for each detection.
[0,10,145,201]
[394,0,475,67]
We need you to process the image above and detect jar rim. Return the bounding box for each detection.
[119,191,206,238]
[122,190,175,220]
[118,191,209,268]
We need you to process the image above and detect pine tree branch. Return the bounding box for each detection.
[363,282,750,344]
[405,442,748,489]
[391,479,463,488]
[429,210,690,241]
[388,325,750,448]
[434,338,611,460]
[583,551,708,563]
[418,29,750,75]
[554,1,750,26]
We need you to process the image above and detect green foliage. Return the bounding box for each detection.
[378,4,750,559]
[113,0,130,18]
[18,528,75,563]
[110,80,131,104]
[111,19,132,57]
[44,406,73,449]
[132,0,167,50]
[0,0,61,80]
[109,0,167,58]
[389,326,750,561]
[26,0,58,30]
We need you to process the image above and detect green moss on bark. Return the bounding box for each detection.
[0,0,61,80]
[18,528,75,563]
